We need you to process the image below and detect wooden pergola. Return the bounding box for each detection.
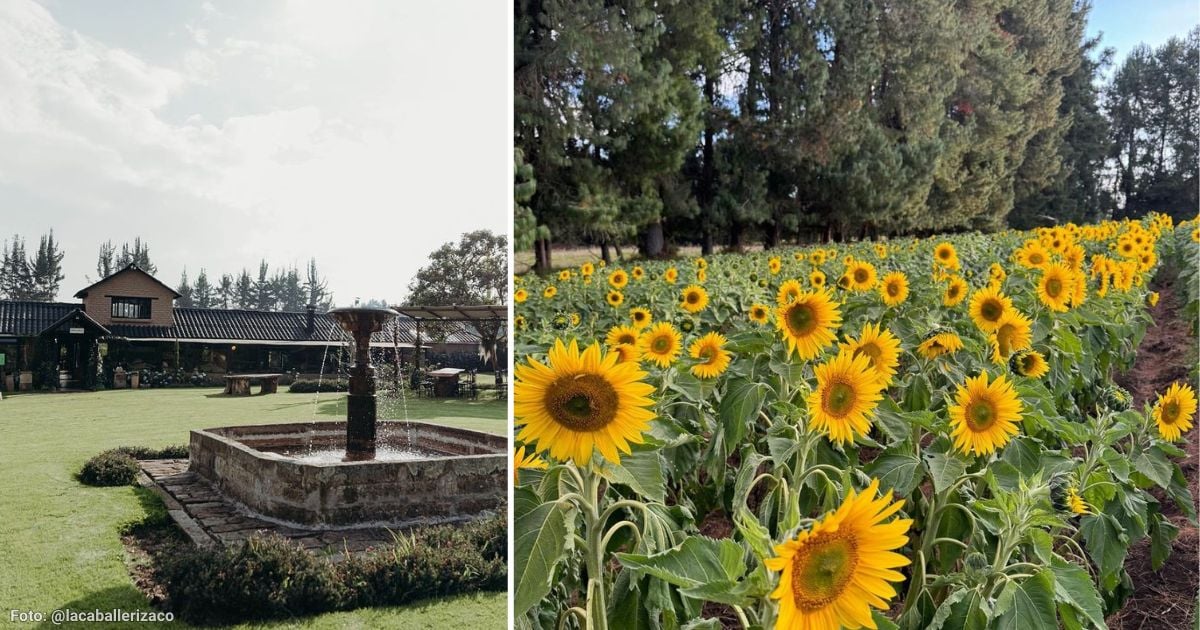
[389,305,507,371]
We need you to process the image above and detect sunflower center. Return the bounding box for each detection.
[965,398,998,431]
[822,381,858,417]
[853,343,882,368]
[790,533,859,611]
[652,335,672,354]
[786,303,818,336]
[1046,278,1063,297]
[996,325,1015,357]
[948,286,960,298]
[980,299,1003,322]
[618,333,636,345]
[545,374,619,432]
[1162,401,1181,424]
[686,292,700,304]
[853,269,869,283]
[939,249,951,260]
[1030,253,1045,265]
[887,282,901,297]
[1021,355,1038,373]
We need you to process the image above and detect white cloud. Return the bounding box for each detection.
[0,0,509,302]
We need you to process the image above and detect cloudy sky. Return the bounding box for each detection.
[0,0,508,304]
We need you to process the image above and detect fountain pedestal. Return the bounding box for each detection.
[329,306,399,461]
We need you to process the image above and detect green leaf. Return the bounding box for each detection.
[1050,556,1107,629]
[925,450,968,494]
[874,398,935,445]
[514,491,569,615]
[1131,446,1174,489]
[1079,513,1129,590]
[995,569,1058,630]
[596,449,667,503]
[865,452,922,496]
[616,536,745,591]
[1001,437,1040,476]
[1149,510,1179,571]
[718,378,769,447]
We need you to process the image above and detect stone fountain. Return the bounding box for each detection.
[185,306,505,529]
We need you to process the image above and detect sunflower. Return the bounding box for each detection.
[695,257,708,270]
[765,478,911,630]
[917,329,963,359]
[934,242,959,267]
[989,310,1032,363]
[613,343,641,364]
[514,314,527,331]
[569,312,581,326]
[1016,241,1050,269]
[948,370,1023,456]
[769,256,783,275]
[664,267,679,283]
[1148,292,1160,307]
[514,339,657,466]
[810,250,827,266]
[809,269,827,289]
[845,260,878,291]
[689,332,732,379]
[842,323,902,387]
[630,307,652,329]
[988,263,1007,283]
[968,285,1013,333]
[558,269,572,282]
[609,269,629,289]
[879,272,909,307]
[1036,263,1073,312]
[697,268,708,282]
[543,285,558,299]
[777,279,804,306]
[513,445,548,484]
[776,291,842,360]
[631,266,645,280]
[749,303,771,325]
[606,290,624,307]
[605,325,640,348]
[514,288,529,304]
[1009,349,1049,378]
[943,277,968,307]
[580,262,595,277]
[1067,488,1091,516]
[680,285,710,313]
[639,322,683,368]
[1153,382,1197,441]
[807,349,886,444]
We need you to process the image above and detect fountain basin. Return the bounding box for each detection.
[188,421,506,528]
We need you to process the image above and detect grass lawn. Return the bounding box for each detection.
[0,387,508,629]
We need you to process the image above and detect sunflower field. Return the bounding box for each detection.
[512,213,1199,630]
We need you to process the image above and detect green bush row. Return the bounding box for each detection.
[160,513,506,625]
[288,379,349,393]
[78,445,189,486]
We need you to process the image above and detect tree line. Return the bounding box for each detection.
[514,0,1198,271]
[0,233,334,310]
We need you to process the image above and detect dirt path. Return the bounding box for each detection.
[1109,268,1199,630]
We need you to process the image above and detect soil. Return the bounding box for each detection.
[1109,268,1199,630]
[120,517,189,609]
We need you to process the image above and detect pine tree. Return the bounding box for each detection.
[115,238,155,274]
[304,259,332,310]
[216,274,234,309]
[96,241,116,280]
[235,270,253,309]
[253,261,274,311]
[176,269,194,307]
[0,236,34,300]
[193,269,213,308]
[29,231,65,301]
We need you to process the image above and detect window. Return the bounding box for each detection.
[111,297,151,319]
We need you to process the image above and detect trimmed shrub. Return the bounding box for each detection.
[157,513,507,624]
[79,451,140,486]
[288,379,348,393]
[78,445,190,487]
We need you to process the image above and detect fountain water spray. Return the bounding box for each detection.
[328,306,399,461]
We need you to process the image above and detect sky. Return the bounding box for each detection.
[0,0,509,305]
[1087,0,1198,66]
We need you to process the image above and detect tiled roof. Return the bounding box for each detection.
[0,302,479,346]
[0,302,78,336]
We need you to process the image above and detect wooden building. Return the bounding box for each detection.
[0,265,482,391]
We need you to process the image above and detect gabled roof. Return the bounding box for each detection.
[42,308,110,336]
[0,301,78,336]
[74,263,182,299]
[108,307,480,346]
